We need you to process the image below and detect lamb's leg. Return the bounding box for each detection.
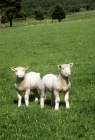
[54,91,60,110]
[25,90,30,106]
[51,92,55,106]
[33,89,39,101]
[64,91,70,108]
[40,90,45,108]
[17,91,22,107]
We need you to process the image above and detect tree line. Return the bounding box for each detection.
[0,0,95,27]
[22,0,95,16]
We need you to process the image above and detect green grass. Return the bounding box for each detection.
[0,16,95,140]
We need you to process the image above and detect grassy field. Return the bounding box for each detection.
[0,15,95,140]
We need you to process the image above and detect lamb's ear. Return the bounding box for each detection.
[24,66,28,70]
[69,63,73,67]
[11,67,16,71]
[58,65,62,69]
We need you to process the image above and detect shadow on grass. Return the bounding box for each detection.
[43,99,66,107]
[44,99,51,106]
[14,94,39,105]
[14,96,66,108]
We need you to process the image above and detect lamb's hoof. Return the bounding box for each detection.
[25,103,29,106]
[55,107,59,110]
[66,106,70,109]
[40,105,44,108]
[35,98,38,102]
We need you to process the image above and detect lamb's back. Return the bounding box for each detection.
[41,74,57,91]
[25,72,41,89]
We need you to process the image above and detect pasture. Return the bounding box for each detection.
[0,16,95,139]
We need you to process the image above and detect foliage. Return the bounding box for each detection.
[79,8,86,12]
[68,7,75,13]
[22,0,95,17]
[35,6,44,21]
[1,14,8,23]
[89,2,95,10]
[52,4,66,22]
[52,3,66,22]
[16,10,27,18]
[0,16,95,139]
[0,0,22,27]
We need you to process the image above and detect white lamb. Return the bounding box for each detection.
[40,63,73,110]
[11,66,41,106]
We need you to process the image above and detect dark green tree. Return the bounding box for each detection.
[0,6,1,27]
[52,3,66,22]
[0,0,3,27]
[0,0,22,27]
[35,6,44,21]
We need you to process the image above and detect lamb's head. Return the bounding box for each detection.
[11,66,28,78]
[58,63,73,77]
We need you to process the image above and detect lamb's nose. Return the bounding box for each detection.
[67,73,71,76]
[18,75,22,77]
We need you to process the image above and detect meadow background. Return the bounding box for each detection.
[0,12,95,140]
